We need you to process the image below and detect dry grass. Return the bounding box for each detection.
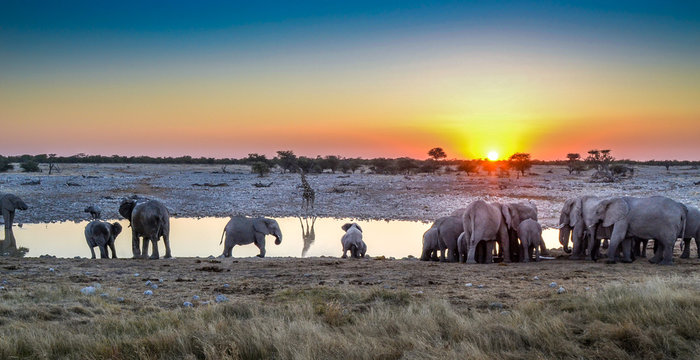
[1,276,699,359]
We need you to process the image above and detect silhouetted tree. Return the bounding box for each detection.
[251,162,270,177]
[508,153,532,177]
[21,160,40,172]
[297,157,315,173]
[457,160,479,175]
[419,160,439,173]
[320,155,341,173]
[276,150,298,173]
[428,147,447,161]
[566,153,584,175]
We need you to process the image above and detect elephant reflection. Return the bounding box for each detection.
[0,228,27,257]
[300,216,317,257]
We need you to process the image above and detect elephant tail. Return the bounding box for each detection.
[680,205,687,239]
[219,228,226,246]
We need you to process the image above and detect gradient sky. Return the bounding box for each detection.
[1,1,699,160]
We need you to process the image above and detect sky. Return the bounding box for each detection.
[1,1,699,160]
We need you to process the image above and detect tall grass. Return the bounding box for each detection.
[1,277,699,359]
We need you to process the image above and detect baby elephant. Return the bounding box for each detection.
[84,205,101,219]
[341,223,366,258]
[517,219,545,262]
[85,220,122,259]
[421,226,440,261]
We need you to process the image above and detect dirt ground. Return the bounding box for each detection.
[3,248,699,312]
[0,163,698,227]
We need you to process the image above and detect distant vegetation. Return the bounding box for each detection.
[0,151,697,176]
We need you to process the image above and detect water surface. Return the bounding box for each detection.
[1,217,560,259]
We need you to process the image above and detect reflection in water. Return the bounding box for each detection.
[9,217,563,259]
[0,227,28,257]
[300,216,317,257]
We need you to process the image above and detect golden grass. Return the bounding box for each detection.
[1,277,699,359]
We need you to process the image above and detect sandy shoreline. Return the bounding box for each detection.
[0,163,698,227]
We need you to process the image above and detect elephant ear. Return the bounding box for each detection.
[341,223,352,232]
[111,222,123,236]
[254,219,270,234]
[353,223,363,233]
[569,198,583,227]
[500,204,513,229]
[118,199,136,222]
[508,206,520,227]
[602,199,629,227]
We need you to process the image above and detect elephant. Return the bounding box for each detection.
[680,206,700,259]
[341,222,366,258]
[1,194,28,230]
[517,219,545,262]
[558,196,612,260]
[434,215,463,262]
[219,216,282,258]
[84,220,122,259]
[421,226,440,261]
[585,196,687,265]
[118,197,171,259]
[460,200,511,264]
[84,205,101,219]
[503,202,539,261]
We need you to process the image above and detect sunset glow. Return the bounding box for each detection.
[1,2,699,160]
[487,152,499,161]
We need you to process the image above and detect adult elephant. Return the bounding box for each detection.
[586,196,687,265]
[503,202,539,261]
[434,215,463,262]
[84,221,122,259]
[460,200,511,264]
[558,196,611,260]
[680,206,700,259]
[119,197,171,259]
[421,226,440,261]
[1,194,28,229]
[219,216,282,258]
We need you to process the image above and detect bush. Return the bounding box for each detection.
[20,160,40,172]
[0,157,13,172]
[251,162,270,177]
[457,161,479,175]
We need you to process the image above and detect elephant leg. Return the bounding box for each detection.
[498,226,511,263]
[90,246,96,259]
[485,241,494,264]
[606,223,628,263]
[141,237,150,259]
[534,244,540,262]
[466,241,477,264]
[254,234,266,258]
[420,248,430,261]
[659,238,675,265]
[342,249,348,258]
[648,242,663,264]
[132,231,141,258]
[99,245,108,259]
[9,211,15,228]
[620,238,633,263]
[109,242,118,259]
[680,238,690,258]
[162,231,172,259]
[570,225,584,259]
[640,239,648,258]
[149,237,160,259]
[521,241,529,263]
[2,209,10,229]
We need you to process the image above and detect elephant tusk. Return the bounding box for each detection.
[554,224,565,229]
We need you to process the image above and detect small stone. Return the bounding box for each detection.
[215,294,228,303]
[549,282,557,288]
[145,280,152,286]
[533,276,540,280]
[489,302,504,309]
[303,273,311,277]
[223,284,230,288]
[48,268,55,272]
[0,286,5,290]
[100,293,109,298]
[477,284,485,288]
[159,279,164,283]
[201,301,211,305]
[151,284,158,289]
[117,297,125,302]
[557,287,566,294]
[144,290,153,296]
[74,256,82,259]
[192,295,200,301]
[416,290,424,294]
[500,311,511,315]
[584,287,591,291]
[465,283,473,287]
[183,301,194,307]
[84,272,92,276]
[134,273,140,277]
[207,255,215,259]
[93,283,102,289]
[80,286,96,295]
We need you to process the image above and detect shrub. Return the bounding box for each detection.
[20,160,40,172]
[251,162,270,177]
[0,157,13,172]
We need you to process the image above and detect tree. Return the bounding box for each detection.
[566,153,584,175]
[481,159,497,175]
[251,162,270,177]
[48,153,61,175]
[297,156,315,173]
[585,149,614,171]
[245,153,270,165]
[20,160,40,172]
[396,158,418,174]
[275,150,297,173]
[457,160,478,175]
[320,155,341,173]
[0,156,13,172]
[508,153,532,177]
[428,147,447,161]
[419,160,439,173]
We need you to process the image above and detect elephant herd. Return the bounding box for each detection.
[422,195,698,265]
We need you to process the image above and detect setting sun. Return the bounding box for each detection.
[487,151,499,161]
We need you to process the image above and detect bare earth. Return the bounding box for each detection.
[1,163,698,227]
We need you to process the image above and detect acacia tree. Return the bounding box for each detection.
[276,150,298,173]
[458,160,479,175]
[508,153,532,177]
[428,147,447,161]
[566,153,584,174]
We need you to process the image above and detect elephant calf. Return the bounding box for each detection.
[1,194,28,229]
[219,216,282,258]
[85,220,122,259]
[341,223,366,258]
[421,226,440,261]
[84,205,101,219]
[517,219,545,262]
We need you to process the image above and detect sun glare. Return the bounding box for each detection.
[487,151,499,161]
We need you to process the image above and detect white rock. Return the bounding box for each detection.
[134,273,140,277]
[192,295,200,301]
[117,297,125,302]
[183,301,194,307]
[48,268,55,272]
[151,284,158,289]
[145,280,152,286]
[557,286,566,294]
[549,282,557,288]
[215,294,228,303]
[465,283,473,287]
[80,286,96,295]
[533,276,540,280]
[144,290,153,296]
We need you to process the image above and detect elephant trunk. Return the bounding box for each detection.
[559,225,571,253]
[273,231,282,245]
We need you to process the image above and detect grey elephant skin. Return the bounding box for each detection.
[460,200,511,264]
[84,205,101,219]
[586,196,687,265]
[85,221,122,259]
[219,216,282,258]
[341,223,366,258]
[421,226,440,261]
[1,194,28,229]
[119,198,171,259]
[433,215,462,262]
[503,202,539,261]
[558,196,611,260]
[517,219,544,262]
[680,206,700,259]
